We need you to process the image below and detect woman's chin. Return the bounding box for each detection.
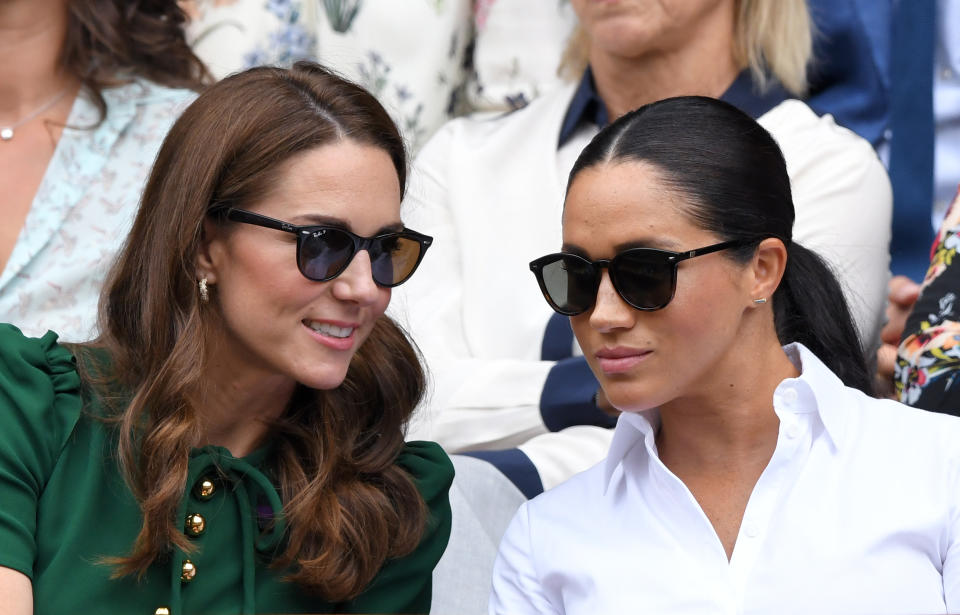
[296,368,350,392]
[604,388,661,414]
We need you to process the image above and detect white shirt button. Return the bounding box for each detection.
[883,128,893,141]
[743,522,760,538]
[786,423,802,439]
[783,388,799,403]
[942,67,955,80]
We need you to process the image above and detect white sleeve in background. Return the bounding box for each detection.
[391,118,557,451]
[489,503,561,615]
[760,100,893,352]
[518,425,613,491]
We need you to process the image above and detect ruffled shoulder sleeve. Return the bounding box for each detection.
[0,324,84,578]
[343,441,454,614]
[396,440,455,513]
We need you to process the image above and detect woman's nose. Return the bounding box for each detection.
[331,249,383,306]
[589,270,635,331]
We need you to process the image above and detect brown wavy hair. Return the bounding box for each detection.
[80,62,427,600]
[61,0,209,123]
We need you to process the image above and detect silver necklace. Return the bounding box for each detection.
[0,87,69,141]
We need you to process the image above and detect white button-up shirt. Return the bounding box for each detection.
[490,344,960,614]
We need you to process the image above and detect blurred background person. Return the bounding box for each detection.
[834,0,957,283]
[392,0,892,497]
[0,0,206,341]
[819,0,960,392]
[896,186,960,411]
[180,0,577,153]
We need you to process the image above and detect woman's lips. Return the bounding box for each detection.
[595,347,652,374]
[302,319,358,351]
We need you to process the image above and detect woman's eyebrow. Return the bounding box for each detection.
[289,213,348,227]
[378,221,405,234]
[560,243,591,258]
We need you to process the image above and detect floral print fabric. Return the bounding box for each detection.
[181,0,576,152]
[183,0,472,152]
[896,188,960,411]
[0,80,196,342]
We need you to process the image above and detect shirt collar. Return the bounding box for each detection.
[558,67,609,147]
[602,409,657,494]
[558,67,792,148]
[777,342,849,449]
[601,343,851,492]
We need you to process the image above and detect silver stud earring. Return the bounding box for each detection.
[753,298,767,304]
[199,278,209,303]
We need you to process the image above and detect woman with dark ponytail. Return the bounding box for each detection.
[772,242,873,393]
[492,96,960,614]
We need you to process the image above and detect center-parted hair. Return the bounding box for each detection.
[567,95,873,395]
[80,62,427,600]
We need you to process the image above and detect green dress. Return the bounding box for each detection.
[0,325,454,614]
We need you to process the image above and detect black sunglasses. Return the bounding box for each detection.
[529,239,755,315]
[224,208,432,287]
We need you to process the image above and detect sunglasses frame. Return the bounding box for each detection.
[529,238,755,315]
[224,207,433,287]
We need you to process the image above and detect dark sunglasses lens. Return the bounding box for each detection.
[539,255,597,314]
[369,235,423,286]
[614,251,675,309]
[299,228,355,281]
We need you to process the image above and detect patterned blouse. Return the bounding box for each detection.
[896,187,960,411]
[182,0,577,153]
[0,80,196,343]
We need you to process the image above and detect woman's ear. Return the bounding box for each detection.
[195,217,222,284]
[749,237,788,302]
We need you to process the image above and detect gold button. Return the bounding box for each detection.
[185,513,206,537]
[181,559,197,583]
[195,477,216,499]
[154,609,170,615]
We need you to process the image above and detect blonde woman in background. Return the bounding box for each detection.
[392,0,891,498]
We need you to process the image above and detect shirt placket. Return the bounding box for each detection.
[636,392,815,615]
[640,431,736,611]
[728,391,812,613]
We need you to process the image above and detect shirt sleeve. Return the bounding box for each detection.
[489,502,560,615]
[390,124,606,455]
[895,190,960,412]
[344,441,454,614]
[0,325,83,578]
[390,123,552,451]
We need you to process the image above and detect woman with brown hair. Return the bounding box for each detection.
[0,62,452,614]
[0,0,206,342]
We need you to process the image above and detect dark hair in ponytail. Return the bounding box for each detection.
[567,95,873,395]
